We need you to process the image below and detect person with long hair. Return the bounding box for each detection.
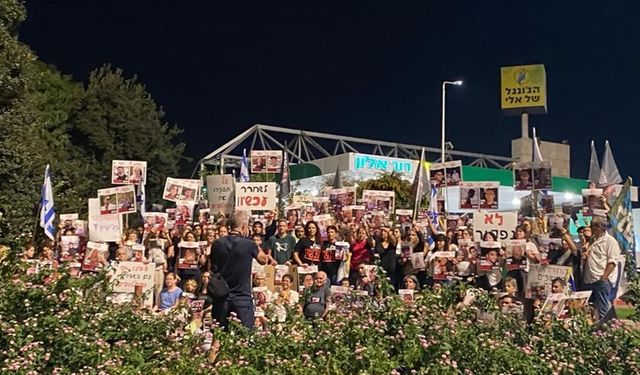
[375,226,398,289]
[293,221,322,266]
[348,224,375,285]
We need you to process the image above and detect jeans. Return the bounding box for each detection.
[585,280,612,319]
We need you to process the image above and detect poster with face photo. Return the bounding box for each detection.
[329,187,356,220]
[479,241,502,271]
[198,208,211,226]
[459,182,479,209]
[362,190,395,216]
[342,205,364,224]
[313,214,334,241]
[582,189,605,217]
[532,162,553,190]
[541,195,555,214]
[177,241,200,269]
[82,241,109,272]
[163,177,201,203]
[429,160,463,188]
[98,185,136,215]
[479,184,499,210]
[395,209,413,232]
[60,213,79,232]
[111,160,147,185]
[311,197,330,216]
[296,265,318,292]
[284,206,302,229]
[250,150,283,174]
[513,162,533,191]
[175,200,194,226]
[456,239,479,276]
[60,235,81,262]
[504,239,527,271]
[143,212,168,234]
[432,251,456,281]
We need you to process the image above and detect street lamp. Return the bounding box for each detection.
[441,80,462,217]
[441,80,463,164]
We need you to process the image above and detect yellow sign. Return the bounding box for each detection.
[500,64,547,115]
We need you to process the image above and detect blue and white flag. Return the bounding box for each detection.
[609,177,636,273]
[137,175,146,216]
[427,184,439,226]
[240,148,250,182]
[39,164,56,240]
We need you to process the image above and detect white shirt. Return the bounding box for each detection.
[584,232,620,284]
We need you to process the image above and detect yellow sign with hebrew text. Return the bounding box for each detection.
[500,64,547,115]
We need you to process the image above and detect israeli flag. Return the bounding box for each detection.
[240,148,250,182]
[39,164,56,240]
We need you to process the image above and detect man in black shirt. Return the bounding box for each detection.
[210,211,268,329]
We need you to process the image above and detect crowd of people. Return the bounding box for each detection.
[19,192,623,332]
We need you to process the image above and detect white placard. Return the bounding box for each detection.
[473,211,518,242]
[235,182,277,211]
[88,198,122,242]
[206,174,235,215]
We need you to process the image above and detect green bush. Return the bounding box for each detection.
[1,251,640,374]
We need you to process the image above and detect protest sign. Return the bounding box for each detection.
[362,190,395,215]
[513,162,533,191]
[235,182,277,211]
[473,211,517,241]
[60,213,79,230]
[532,161,552,190]
[60,235,81,262]
[163,177,201,203]
[111,261,155,307]
[177,241,200,269]
[293,265,318,292]
[429,160,462,188]
[82,241,109,272]
[525,264,572,299]
[479,241,502,271]
[399,289,415,303]
[88,198,122,242]
[328,187,356,220]
[284,206,302,229]
[431,251,456,281]
[98,185,136,215]
[143,212,168,235]
[174,200,194,226]
[479,184,499,210]
[504,239,527,271]
[206,174,235,215]
[250,150,283,173]
[198,208,211,226]
[111,160,147,185]
[582,188,605,217]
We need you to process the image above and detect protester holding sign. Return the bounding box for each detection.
[293,221,322,267]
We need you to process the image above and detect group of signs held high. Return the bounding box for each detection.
[428,160,554,211]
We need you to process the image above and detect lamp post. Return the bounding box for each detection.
[441,80,463,164]
[441,80,463,218]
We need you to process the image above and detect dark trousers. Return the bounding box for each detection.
[211,297,255,330]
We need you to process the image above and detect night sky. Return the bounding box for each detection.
[20,1,640,181]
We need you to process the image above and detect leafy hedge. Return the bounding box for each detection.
[1,250,639,374]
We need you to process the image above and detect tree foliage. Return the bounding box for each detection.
[68,65,186,207]
[0,4,187,244]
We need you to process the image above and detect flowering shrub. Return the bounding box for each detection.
[1,250,639,374]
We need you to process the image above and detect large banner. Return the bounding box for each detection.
[235,182,277,211]
[206,174,235,215]
[111,160,147,185]
[111,261,155,307]
[88,198,122,242]
[473,211,517,241]
[97,185,136,215]
[250,150,283,173]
